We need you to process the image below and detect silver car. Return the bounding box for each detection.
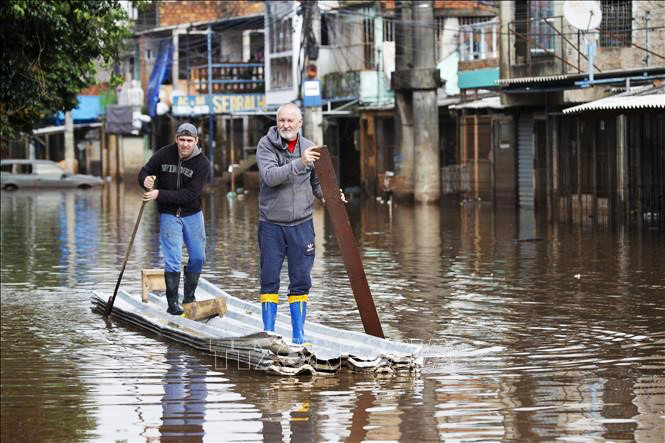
[1,159,104,190]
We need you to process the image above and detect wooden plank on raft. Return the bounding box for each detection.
[314,146,385,338]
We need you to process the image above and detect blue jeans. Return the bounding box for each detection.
[258,220,315,295]
[160,211,206,273]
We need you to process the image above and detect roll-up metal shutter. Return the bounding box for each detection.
[517,115,534,208]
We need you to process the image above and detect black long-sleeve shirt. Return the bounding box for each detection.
[138,143,210,217]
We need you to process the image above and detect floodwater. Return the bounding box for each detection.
[1,183,664,442]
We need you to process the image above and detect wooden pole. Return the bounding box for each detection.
[230,117,235,193]
[315,147,384,338]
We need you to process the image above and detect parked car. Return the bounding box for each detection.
[1,159,104,190]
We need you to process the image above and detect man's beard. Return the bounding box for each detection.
[278,128,297,141]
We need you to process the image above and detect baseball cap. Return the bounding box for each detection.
[176,123,198,137]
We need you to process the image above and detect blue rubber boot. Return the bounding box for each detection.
[288,295,308,344]
[260,294,279,332]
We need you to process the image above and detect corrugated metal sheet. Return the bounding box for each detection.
[450,96,504,109]
[92,278,422,376]
[517,115,534,208]
[563,86,665,113]
[496,74,573,85]
[496,67,665,87]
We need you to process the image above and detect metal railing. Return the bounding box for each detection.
[459,18,498,62]
[508,16,571,76]
[189,63,265,94]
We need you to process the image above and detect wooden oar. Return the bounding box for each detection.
[314,146,385,338]
[104,199,148,317]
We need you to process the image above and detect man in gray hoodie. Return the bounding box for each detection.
[256,103,323,344]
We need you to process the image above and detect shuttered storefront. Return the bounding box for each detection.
[517,115,534,207]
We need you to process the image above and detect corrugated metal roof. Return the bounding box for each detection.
[450,95,503,109]
[92,278,423,376]
[495,74,576,85]
[496,67,665,87]
[563,85,665,114]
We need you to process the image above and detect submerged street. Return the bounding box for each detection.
[1,183,664,442]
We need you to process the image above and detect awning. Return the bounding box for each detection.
[563,85,665,114]
[33,122,102,135]
[496,66,665,90]
[450,95,504,109]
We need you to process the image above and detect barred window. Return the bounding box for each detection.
[270,18,293,53]
[530,0,555,53]
[363,10,374,69]
[321,13,332,46]
[383,16,394,42]
[435,17,445,57]
[270,57,292,89]
[600,0,632,47]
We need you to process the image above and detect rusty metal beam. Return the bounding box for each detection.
[314,146,385,338]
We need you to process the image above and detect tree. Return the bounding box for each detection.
[0,0,134,140]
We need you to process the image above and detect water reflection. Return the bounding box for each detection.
[159,348,207,441]
[1,183,664,442]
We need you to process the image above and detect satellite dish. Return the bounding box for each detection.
[563,0,602,31]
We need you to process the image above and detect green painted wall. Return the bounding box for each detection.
[458,67,500,89]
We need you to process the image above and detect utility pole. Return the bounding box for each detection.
[302,1,323,144]
[391,0,441,203]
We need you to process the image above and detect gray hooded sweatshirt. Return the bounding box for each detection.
[256,126,323,226]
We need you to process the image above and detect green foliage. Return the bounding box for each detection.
[0,0,134,140]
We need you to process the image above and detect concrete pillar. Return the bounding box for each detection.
[108,134,118,180]
[303,2,323,146]
[393,1,414,200]
[413,91,440,203]
[412,0,439,203]
[64,111,76,173]
[304,107,323,145]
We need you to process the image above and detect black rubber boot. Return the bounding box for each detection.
[182,267,200,304]
[164,271,184,315]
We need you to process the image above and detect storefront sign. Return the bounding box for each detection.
[172,94,267,116]
[303,80,321,107]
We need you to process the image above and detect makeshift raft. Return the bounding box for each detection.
[91,277,422,376]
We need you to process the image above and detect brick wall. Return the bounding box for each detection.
[158,0,264,26]
[381,0,498,15]
[459,58,499,71]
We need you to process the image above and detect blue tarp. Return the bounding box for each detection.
[146,40,174,117]
[54,96,101,123]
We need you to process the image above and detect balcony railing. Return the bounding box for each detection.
[459,18,498,62]
[189,63,265,94]
[508,16,577,77]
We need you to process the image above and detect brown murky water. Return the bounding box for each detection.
[1,183,664,442]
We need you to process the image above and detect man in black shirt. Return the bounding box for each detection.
[139,123,210,315]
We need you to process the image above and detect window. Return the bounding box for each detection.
[362,9,374,69]
[321,13,332,46]
[600,0,632,47]
[499,121,512,149]
[35,163,63,175]
[459,18,498,61]
[4,163,32,174]
[135,2,159,32]
[180,35,202,79]
[270,18,293,53]
[529,0,554,53]
[435,17,445,57]
[383,16,394,42]
[270,57,292,89]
